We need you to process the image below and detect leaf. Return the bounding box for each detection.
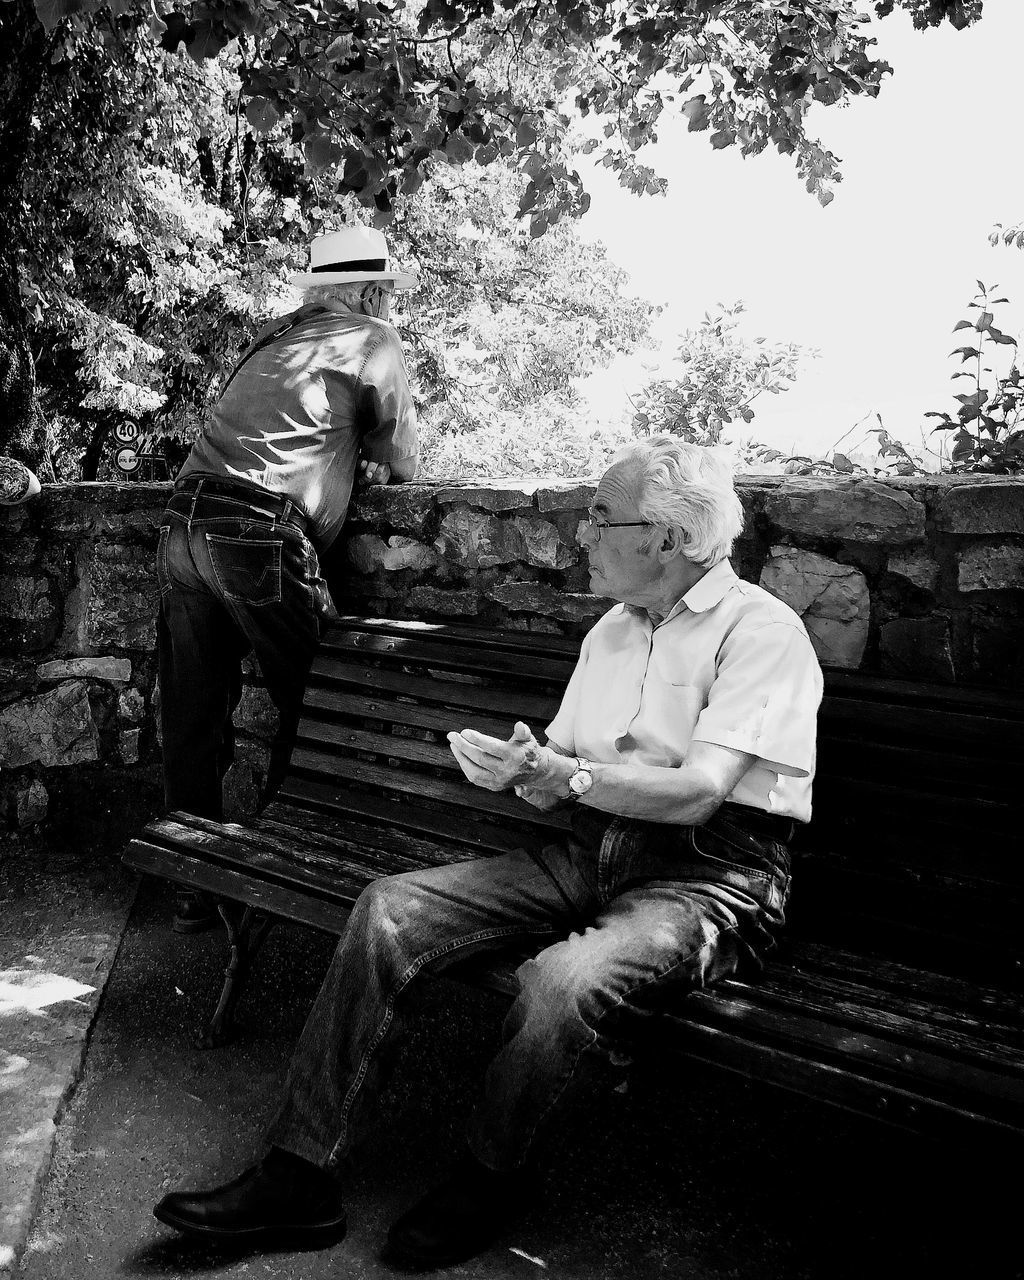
[516,119,539,149]
[952,320,974,332]
[681,95,710,132]
[710,130,735,150]
[987,329,1018,346]
[245,98,279,134]
[34,0,88,31]
[304,131,335,174]
[832,451,854,473]
[187,20,230,64]
[950,347,980,361]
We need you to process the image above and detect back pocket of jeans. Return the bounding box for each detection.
[206,534,282,605]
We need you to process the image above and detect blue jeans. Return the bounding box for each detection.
[156,480,334,821]
[267,805,791,1172]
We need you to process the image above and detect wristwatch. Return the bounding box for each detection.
[566,757,595,801]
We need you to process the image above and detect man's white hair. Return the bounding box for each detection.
[610,436,744,568]
[301,282,373,308]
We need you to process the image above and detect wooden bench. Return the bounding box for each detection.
[123,616,1024,1147]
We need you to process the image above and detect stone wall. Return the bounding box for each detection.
[1,475,1021,849]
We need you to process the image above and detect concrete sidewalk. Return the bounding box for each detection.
[10,868,1024,1280]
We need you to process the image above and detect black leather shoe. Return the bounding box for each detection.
[172,889,219,934]
[383,1154,533,1269]
[153,1155,347,1247]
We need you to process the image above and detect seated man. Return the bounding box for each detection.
[154,436,823,1268]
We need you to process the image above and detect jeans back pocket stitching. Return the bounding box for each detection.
[205,534,282,605]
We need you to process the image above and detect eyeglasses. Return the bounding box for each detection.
[585,509,655,541]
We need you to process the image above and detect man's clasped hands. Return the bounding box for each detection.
[448,721,573,810]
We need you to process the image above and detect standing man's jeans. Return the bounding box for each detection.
[267,804,792,1172]
[157,478,334,821]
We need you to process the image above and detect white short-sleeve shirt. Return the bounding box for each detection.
[545,559,824,822]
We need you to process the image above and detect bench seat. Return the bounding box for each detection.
[123,616,1024,1146]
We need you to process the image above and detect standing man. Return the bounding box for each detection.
[154,438,823,1265]
[157,227,419,929]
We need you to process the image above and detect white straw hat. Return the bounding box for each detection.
[290,227,418,289]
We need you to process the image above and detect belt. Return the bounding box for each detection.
[717,801,795,844]
[174,476,311,538]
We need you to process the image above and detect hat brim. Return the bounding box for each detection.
[290,269,418,290]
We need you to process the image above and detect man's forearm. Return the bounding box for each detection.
[532,752,724,826]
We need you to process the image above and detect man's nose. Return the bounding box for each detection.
[577,520,597,549]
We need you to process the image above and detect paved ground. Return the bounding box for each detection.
[0,847,135,1274]
[10,869,1024,1280]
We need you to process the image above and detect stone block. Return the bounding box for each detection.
[536,482,596,513]
[879,618,956,683]
[61,543,159,653]
[434,481,537,512]
[434,508,519,569]
[117,687,146,724]
[233,684,280,738]
[934,481,1024,535]
[223,742,270,822]
[0,572,60,653]
[434,507,575,571]
[117,728,141,764]
[37,657,132,684]
[886,550,940,594]
[971,618,1024,689]
[0,680,99,768]
[15,779,48,828]
[766,478,925,544]
[407,586,481,617]
[759,546,869,669]
[513,514,577,570]
[346,534,441,575]
[489,582,607,623]
[957,542,1024,592]
[349,484,435,534]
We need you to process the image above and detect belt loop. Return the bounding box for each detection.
[189,477,203,520]
[280,498,292,526]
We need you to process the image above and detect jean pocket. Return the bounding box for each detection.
[688,822,773,881]
[206,533,282,605]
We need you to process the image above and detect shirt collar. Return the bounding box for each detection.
[664,558,738,622]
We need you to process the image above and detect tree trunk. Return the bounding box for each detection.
[0,0,51,463]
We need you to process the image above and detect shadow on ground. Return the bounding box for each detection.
[18,876,1023,1280]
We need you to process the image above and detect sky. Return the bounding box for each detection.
[572,4,1024,466]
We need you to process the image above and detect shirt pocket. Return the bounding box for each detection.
[206,534,282,606]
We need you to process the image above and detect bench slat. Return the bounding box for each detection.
[282,753,567,831]
[319,631,577,682]
[261,793,550,858]
[308,658,561,721]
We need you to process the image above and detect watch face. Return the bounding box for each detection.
[569,765,593,796]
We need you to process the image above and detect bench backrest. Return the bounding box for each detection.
[274,618,1023,988]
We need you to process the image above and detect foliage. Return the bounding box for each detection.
[990,222,1024,250]
[18,24,654,478]
[20,35,307,476]
[418,400,634,479]
[924,284,1023,473]
[18,0,983,233]
[396,163,655,440]
[631,303,811,445]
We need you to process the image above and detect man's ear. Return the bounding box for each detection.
[658,524,687,561]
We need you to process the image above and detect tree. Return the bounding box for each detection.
[18,25,655,478]
[632,302,811,445]
[0,0,984,459]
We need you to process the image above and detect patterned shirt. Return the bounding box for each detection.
[179,304,418,549]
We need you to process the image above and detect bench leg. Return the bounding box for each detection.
[198,904,274,1050]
